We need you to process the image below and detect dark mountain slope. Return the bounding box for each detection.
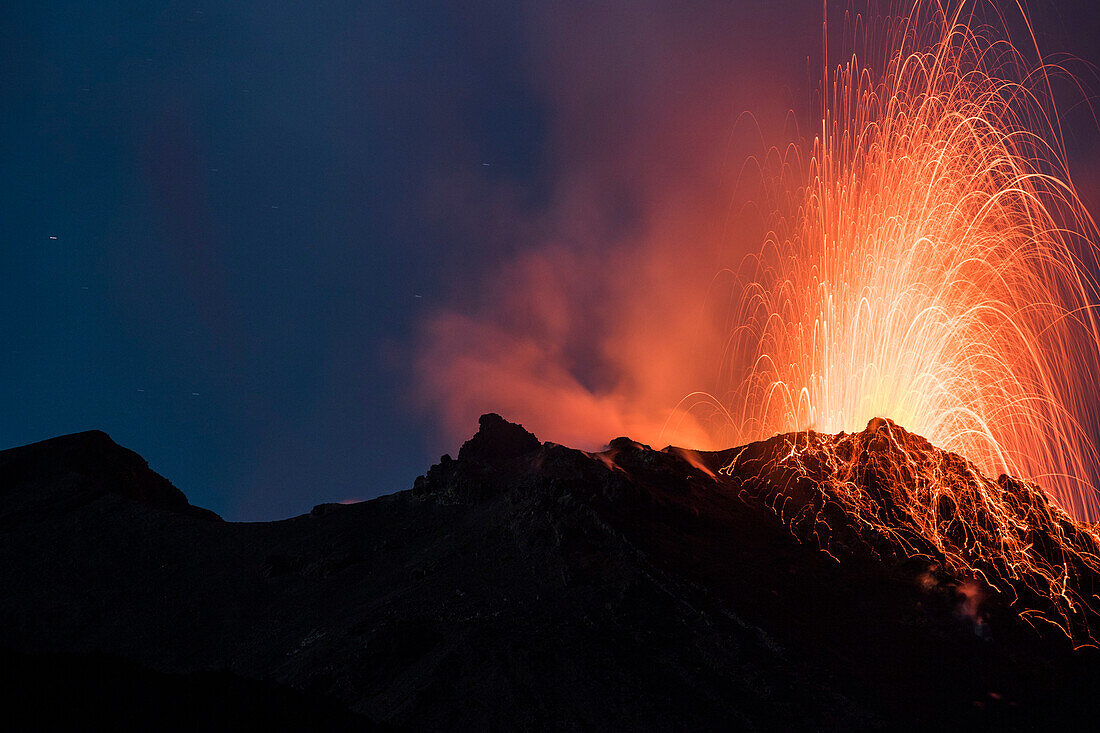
[0,416,1097,730]
[0,430,219,522]
[0,646,368,732]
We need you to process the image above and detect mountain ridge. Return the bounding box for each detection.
[0,429,220,523]
[1,415,1098,729]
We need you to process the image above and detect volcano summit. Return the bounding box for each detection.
[1,416,1098,730]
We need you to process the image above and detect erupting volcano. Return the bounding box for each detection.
[418,0,1100,647]
[11,0,1100,728]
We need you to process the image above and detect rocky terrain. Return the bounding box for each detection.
[1,415,1098,730]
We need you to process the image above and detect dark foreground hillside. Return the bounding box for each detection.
[1,416,1098,731]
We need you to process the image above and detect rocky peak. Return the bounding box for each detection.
[0,430,220,521]
[457,413,541,464]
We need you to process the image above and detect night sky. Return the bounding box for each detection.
[4,1,1100,520]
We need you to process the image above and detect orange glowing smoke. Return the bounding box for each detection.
[418,2,1100,521]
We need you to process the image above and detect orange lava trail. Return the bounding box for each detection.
[718,418,1100,645]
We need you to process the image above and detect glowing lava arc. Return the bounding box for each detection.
[703,1,1100,522]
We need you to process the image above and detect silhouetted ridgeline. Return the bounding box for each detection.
[1,416,1098,730]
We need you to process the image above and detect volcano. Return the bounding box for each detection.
[2,417,1098,730]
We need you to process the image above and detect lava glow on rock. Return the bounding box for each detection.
[718,417,1100,646]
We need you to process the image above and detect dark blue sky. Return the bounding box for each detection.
[3,1,1099,520]
[1,1,554,519]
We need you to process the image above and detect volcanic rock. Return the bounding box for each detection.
[0,418,1098,730]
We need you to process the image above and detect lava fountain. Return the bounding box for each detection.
[419,2,1100,519]
[689,0,1100,522]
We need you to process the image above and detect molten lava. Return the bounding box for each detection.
[690,2,1100,524]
